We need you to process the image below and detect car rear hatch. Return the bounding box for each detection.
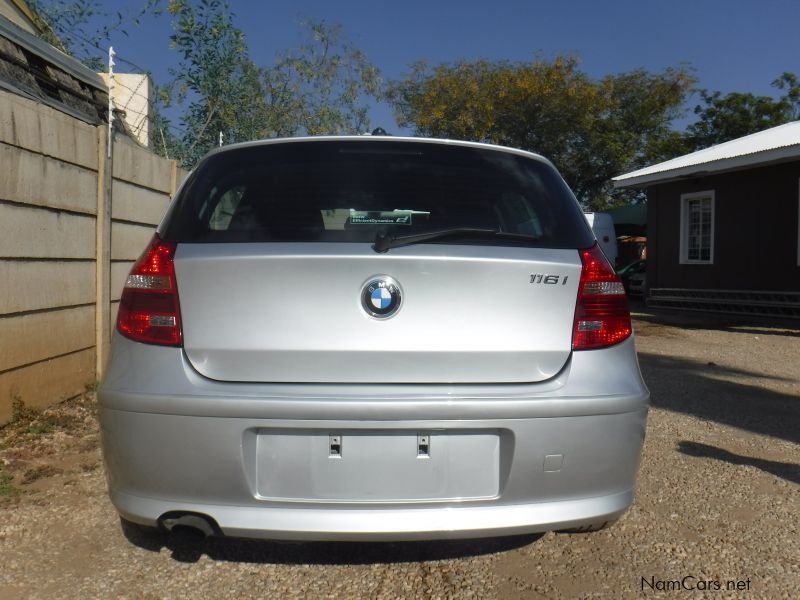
[174,243,581,383]
[160,138,596,384]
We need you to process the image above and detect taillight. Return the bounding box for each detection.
[117,234,182,346]
[572,243,631,350]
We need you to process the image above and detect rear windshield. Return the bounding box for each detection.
[161,140,594,248]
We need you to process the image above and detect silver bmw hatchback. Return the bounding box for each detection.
[99,136,649,541]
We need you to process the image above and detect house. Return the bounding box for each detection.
[613,122,800,318]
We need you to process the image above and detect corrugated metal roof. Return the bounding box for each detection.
[613,121,800,188]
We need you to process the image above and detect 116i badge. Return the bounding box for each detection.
[361,276,402,318]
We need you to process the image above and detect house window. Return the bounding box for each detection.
[680,191,715,264]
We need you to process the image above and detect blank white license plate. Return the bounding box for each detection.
[255,429,500,502]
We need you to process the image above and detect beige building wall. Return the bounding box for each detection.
[0,89,187,422]
[100,73,153,148]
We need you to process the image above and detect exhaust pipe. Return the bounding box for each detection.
[159,513,216,539]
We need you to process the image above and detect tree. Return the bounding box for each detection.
[165,9,381,165]
[261,19,382,137]
[388,56,694,209]
[165,0,267,166]
[30,2,382,165]
[150,87,185,160]
[687,73,800,150]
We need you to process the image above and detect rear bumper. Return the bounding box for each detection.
[111,488,635,541]
[99,333,649,541]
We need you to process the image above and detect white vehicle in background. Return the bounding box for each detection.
[584,212,618,266]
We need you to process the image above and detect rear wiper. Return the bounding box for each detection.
[373,227,540,253]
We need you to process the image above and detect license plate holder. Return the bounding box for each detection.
[255,429,500,502]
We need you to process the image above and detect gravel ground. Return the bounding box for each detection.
[1,307,798,599]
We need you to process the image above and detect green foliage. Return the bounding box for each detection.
[262,19,382,137]
[11,396,39,425]
[773,72,800,114]
[8,396,77,435]
[25,422,55,435]
[30,3,380,166]
[161,7,382,166]
[687,73,800,150]
[150,84,186,160]
[21,465,62,484]
[164,0,266,166]
[388,56,695,209]
[0,471,18,499]
[45,1,800,196]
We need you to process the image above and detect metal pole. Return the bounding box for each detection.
[107,46,115,159]
[160,127,170,159]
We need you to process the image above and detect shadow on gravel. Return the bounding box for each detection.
[630,302,800,338]
[677,441,800,485]
[638,353,799,444]
[121,519,542,564]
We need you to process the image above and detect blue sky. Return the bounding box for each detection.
[95,0,800,134]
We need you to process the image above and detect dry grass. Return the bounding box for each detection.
[3,387,97,439]
[21,464,63,484]
[0,387,101,505]
[0,470,17,499]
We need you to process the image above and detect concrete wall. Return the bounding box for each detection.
[0,90,187,421]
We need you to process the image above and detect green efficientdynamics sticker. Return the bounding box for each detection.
[349,210,429,225]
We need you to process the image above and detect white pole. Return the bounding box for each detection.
[160,128,170,160]
[107,46,115,159]
[219,131,223,147]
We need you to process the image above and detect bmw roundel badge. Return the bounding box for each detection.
[361,276,402,319]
